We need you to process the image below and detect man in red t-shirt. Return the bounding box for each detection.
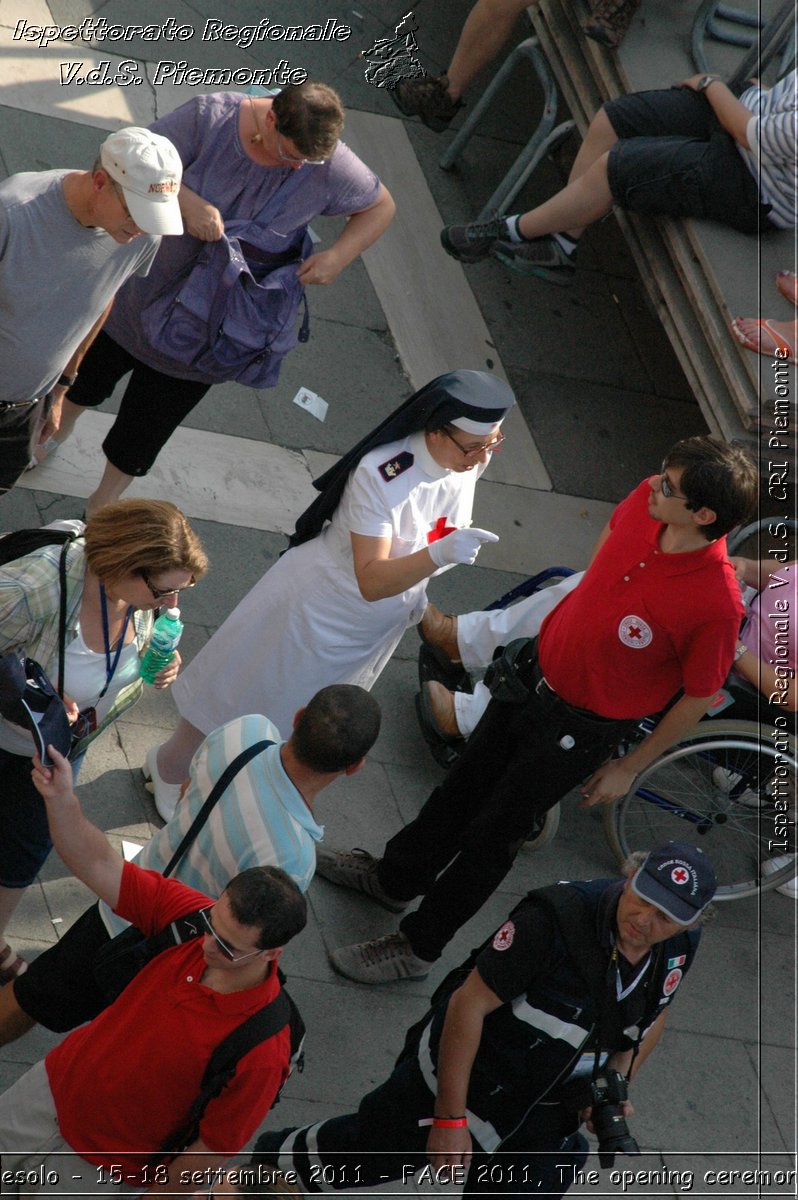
[0,750,307,1196]
[316,436,758,984]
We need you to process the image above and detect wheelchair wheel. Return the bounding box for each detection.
[727,516,798,560]
[603,720,797,900]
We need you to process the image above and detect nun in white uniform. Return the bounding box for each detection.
[145,371,515,818]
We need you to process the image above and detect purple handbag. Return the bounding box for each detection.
[140,167,313,388]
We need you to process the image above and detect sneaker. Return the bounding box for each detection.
[762,855,798,899]
[329,931,432,984]
[315,847,409,913]
[142,745,183,823]
[492,234,577,282]
[440,215,508,263]
[712,766,762,808]
[389,74,464,132]
[582,0,642,47]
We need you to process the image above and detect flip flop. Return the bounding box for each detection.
[0,942,28,985]
[731,317,797,365]
[776,271,798,307]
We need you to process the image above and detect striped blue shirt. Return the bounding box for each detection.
[739,70,797,229]
[100,714,323,936]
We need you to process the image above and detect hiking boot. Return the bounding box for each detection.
[492,234,577,284]
[418,603,460,664]
[315,847,409,913]
[582,0,642,48]
[329,932,432,984]
[390,74,464,132]
[440,215,507,263]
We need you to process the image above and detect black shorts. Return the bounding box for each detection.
[14,902,111,1032]
[67,331,210,477]
[604,87,771,235]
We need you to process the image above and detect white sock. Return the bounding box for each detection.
[552,232,579,257]
[503,215,524,243]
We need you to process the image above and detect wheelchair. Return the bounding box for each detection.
[416,526,797,900]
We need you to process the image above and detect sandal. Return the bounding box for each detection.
[0,942,28,985]
[776,271,798,307]
[731,317,797,365]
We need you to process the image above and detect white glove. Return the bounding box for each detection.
[427,527,500,568]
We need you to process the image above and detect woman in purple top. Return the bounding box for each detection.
[44,84,395,514]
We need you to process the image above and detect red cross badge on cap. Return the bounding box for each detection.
[671,867,689,885]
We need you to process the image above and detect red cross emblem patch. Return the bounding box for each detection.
[492,920,515,951]
[671,867,689,885]
[618,615,653,648]
[663,967,682,997]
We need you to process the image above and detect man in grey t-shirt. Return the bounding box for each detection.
[0,126,183,494]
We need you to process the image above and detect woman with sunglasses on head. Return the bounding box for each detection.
[34,82,395,516]
[146,371,514,820]
[0,500,207,983]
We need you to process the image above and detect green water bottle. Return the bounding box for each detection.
[140,607,183,685]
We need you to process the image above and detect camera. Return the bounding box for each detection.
[590,1068,640,1168]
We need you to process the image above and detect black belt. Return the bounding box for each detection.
[533,672,622,726]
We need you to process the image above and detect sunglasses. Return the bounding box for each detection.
[440,426,505,458]
[200,907,263,963]
[659,464,688,501]
[141,571,196,601]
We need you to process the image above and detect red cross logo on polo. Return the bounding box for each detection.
[427,516,456,543]
[663,967,682,997]
[492,920,515,951]
[671,867,689,885]
[618,614,652,648]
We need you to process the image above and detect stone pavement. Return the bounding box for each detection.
[0,0,795,1194]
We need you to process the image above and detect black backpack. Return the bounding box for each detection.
[0,526,78,567]
[161,956,306,1153]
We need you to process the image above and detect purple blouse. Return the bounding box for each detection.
[104,91,381,380]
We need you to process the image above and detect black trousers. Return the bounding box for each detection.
[67,330,211,477]
[254,1055,588,1196]
[0,400,41,493]
[379,649,634,961]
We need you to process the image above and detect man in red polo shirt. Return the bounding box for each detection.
[316,436,758,983]
[0,749,307,1196]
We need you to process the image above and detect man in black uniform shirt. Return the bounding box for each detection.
[254,841,715,1196]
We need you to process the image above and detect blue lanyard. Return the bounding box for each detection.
[99,586,134,701]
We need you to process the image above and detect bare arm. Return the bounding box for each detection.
[735,642,797,711]
[680,76,752,147]
[41,298,114,440]
[426,970,503,1170]
[30,747,123,908]
[730,556,795,592]
[297,185,396,286]
[350,531,437,601]
[581,692,717,807]
[178,184,224,241]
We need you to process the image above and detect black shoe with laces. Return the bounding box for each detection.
[492,234,577,283]
[389,74,464,132]
[440,215,507,263]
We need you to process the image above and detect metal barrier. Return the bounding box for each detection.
[438,37,575,220]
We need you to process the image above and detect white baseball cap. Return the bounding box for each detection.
[100,127,183,236]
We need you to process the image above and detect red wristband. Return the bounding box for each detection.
[433,1117,468,1128]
